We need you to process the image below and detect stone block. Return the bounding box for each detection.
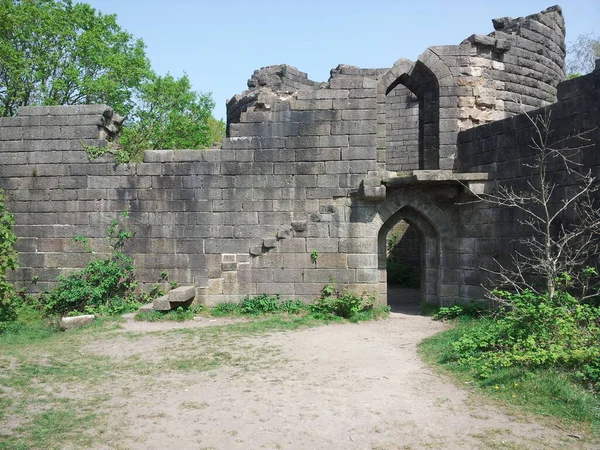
[273,269,304,283]
[153,295,171,311]
[315,253,348,269]
[60,314,95,331]
[138,303,155,313]
[348,254,378,269]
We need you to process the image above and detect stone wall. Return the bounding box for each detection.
[455,64,600,300]
[0,5,596,307]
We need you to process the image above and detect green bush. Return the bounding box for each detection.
[451,289,600,383]
[433,301,489,321]
[0,190,18,329]
[239,293,281,315]
[309,283,375,319]
[39,212,140,316]
[213,295,306,316]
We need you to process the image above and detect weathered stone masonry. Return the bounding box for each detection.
[0,6,598,306]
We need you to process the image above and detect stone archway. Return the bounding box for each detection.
[377,206,438,309]
[375,188,459,308]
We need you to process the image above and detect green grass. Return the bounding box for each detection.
[419,317,600,431]
[134,304,205,322]
[1,409,97,450]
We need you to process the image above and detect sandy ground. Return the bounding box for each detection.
[76,291,595,450]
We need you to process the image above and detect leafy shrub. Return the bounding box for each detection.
[433,301,489,321]
[0,190,18,329]
[239,293,281,315]
[451,289,600,381]
[39,212,140,316]
[309,283,375,319]
[212,302,240,316]
[279,299,305,314]
[213,295,306,316]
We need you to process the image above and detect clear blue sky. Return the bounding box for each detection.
[82,1,598,121]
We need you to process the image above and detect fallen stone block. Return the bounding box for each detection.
[138,303,155,313]
[153,295,171,311]
[168,285,196,303]
[60,314,95,331]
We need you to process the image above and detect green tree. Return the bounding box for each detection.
[119,73,217,160]
[0,0,221,160]
[0,0,150,117]
[566,32,600,78]
[207,116,226,147]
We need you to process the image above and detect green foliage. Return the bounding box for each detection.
[81,139,131,164]
[207,116,226,146]
[135,305,204,322]
[0,190,18,326]
[420,325,600,428]
[1,0,221,163]
[309,282,375,319]
[448,290,600,384]
[119,73,215,161]
[212,294,306,317]
[212,301,239,316]
[0,0,150,117]
[433,301,489,321]
[39,212,140,316]
[348,305,391,323]
[239,293,281,314]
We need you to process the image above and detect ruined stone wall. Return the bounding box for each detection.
[455,65,600,300]
[0,5,594,307]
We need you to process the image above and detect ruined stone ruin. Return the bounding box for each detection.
[0,5,598,307]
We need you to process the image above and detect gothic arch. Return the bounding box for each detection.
[378,51,457,171]
[376,189,458,305]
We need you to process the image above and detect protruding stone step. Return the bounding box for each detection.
[168,285,196,303]
[153,295,171,311]
[138,303,155,313]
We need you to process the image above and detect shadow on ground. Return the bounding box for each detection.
[387,286,421,315]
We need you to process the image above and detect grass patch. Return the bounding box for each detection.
[134,305,203,322]
[0,408,97,450]
[419,317,600,430]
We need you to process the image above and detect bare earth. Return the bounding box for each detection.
[79,308,594,450]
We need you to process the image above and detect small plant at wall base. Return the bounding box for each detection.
[309,280,384,320]
[39,212,140,316]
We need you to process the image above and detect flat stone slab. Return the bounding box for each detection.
[153,295,171,311]
[168,286,196,303]
[60,314,95,331]
[138,303,155,313]
[384,170,489,186]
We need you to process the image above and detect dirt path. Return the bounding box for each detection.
[83,312,594,450]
